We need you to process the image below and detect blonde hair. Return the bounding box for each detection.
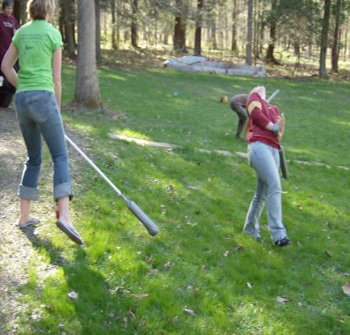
[27,0,55,20]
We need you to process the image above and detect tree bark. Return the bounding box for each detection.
[174,0,186,52]
[266,0,278,64]
[194,0,204,55]
[331,0,342,72]
[231,0,238,52]
[12,0,21,24]
[61,0,76,59]
[95,0,101,60]
[131,0,138,48]
[111,0,117,50]
[246,0,253,65]
[75,0,101,108]
[319,0,331,79]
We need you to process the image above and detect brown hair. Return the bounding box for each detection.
[27,0,55,20]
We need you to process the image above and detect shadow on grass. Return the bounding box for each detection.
[19,226,137,335]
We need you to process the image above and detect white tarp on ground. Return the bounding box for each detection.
[163,56,266,78]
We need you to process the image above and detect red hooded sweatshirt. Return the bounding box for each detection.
[246,92,281,149]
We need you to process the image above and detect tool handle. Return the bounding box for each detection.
[65,135,123,197]
[279,146,288,179]
[65,134,159,236]
[267,89,280,103]
[127,200,159,236]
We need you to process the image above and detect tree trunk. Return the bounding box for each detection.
[253,0,259,60]
[75,0,101,108]
[111,0,117,50]
[174,0,186,52]
[12,0,20,24]
[319,0,331,79]
[194,0,204,55]
[61,0,76,59]
[95,0,101,60]
[266,0,278,64]
[343,16,348,61]
[210,20,217,50]
[231,0,238,52]
[131,0,138,48]
[246,0,253,65]
[331,0,342,72]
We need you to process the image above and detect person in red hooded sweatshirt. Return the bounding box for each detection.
[0,1,19,106]
[0,1,18,62]
[243,86,290,247]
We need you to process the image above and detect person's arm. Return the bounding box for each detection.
[247,98,272,130]
[248,103,282,137]
[1,43,18,87]
[52,47,62,110]
[277,114,285,141]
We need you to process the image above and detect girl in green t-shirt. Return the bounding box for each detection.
[1,0,83,245]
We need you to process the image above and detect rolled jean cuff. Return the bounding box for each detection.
[18,184,39,201]
[54,182,73,201]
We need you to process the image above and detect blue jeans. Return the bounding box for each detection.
[15,91,72,201]
[243,141,288,242]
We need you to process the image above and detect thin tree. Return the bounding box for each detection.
[246,0,253,65]
[131,0,138,48]
[194,0,204,55]
[266,0,278,64]
[75,0,101,107]
[231,0,238,52]
[331,0,342,72]
[110,0,118,49]
[95,0,101,60]
[61,0,76,59]
[174,0,187,52]
[319,0,331,78]
[12,0,21,24]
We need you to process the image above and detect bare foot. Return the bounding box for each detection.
[18,216,40,228]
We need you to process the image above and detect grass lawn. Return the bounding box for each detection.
[13,64,350,335]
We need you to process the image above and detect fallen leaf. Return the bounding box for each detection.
[325,250,332,258]
[183,308,195,316]
[128,310,135,320]
[146,268,159,276]
[161,205,166,215]
[342,283,350,296]
[163,261,172,269]
[145,255,154,264]
[236,245,244,253]
[276,296,289,304]
[68,291,78,300]
[132,293,150,300]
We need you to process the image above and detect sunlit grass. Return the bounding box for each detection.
[114,128,151,140]
[12,61,350,335]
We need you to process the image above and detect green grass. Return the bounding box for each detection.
[12,64,350,335]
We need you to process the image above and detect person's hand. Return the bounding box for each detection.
[277,113,285,140]
[277,113,285,126]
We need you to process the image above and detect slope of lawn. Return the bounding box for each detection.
[13,64,350,335]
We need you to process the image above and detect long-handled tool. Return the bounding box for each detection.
[266,89,280,103]
[266,89,288,179]
[63,134,159,236]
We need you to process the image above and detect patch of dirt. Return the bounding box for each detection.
[0,106,35,334]
[0,107,87,334]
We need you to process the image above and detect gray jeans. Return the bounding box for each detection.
[243,141,288,242]
[15,91,72,201]
[230,102,248,138]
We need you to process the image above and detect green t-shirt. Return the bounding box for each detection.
[12,20,63,93]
